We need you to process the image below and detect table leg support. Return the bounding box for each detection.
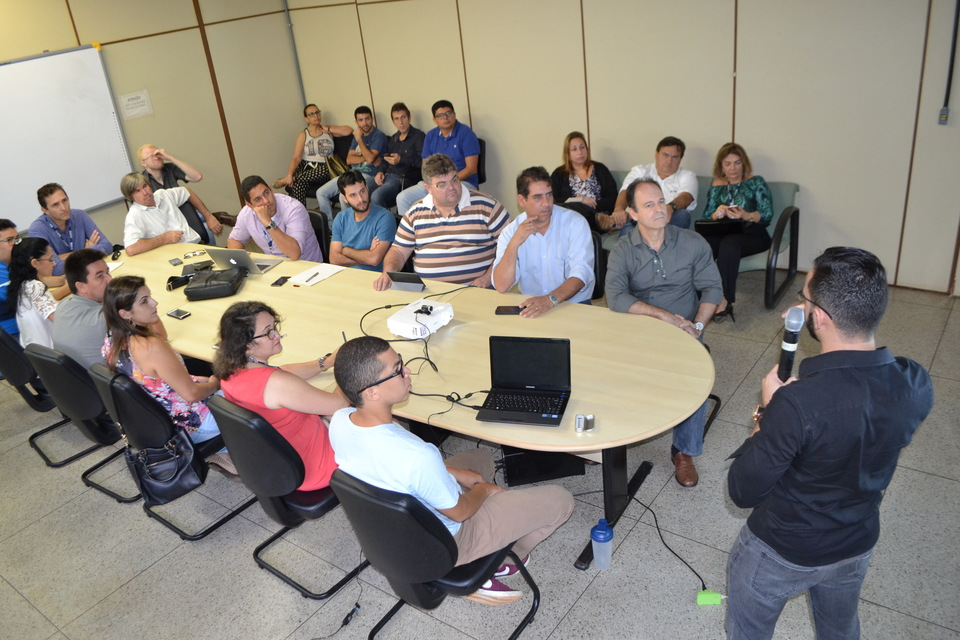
[574,448,653,570]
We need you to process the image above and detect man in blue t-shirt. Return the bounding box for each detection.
[329,171,396,272]
[315,106,389,222]
[395,100,481,215]
[0,219,21,341]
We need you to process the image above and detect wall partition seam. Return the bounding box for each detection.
[732,0,738,141]
[191,0,243,205]
[284,0,307,107]
[455,0,473,128]
[579,0,591,144]
[64,0,80,47]
[355,2,377,121]
[895,0,935,287]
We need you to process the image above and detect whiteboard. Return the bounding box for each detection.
[0,45,131,230]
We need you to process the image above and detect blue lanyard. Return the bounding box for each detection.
[43,214,74,248]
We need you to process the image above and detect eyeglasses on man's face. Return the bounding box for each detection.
[797,289,833,320]
[0,236,21,245]
[359,354,406,392]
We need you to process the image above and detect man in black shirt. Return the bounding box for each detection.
[726,246,934,640]
[372,102,425,210]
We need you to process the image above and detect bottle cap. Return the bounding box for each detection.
[590,518,613,543]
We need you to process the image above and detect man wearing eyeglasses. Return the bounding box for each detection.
[395,100,481,216]
[0,219,21,341]
[139,144,225,243]
[726,247,933,640]
[605,178,722,487]
[329,336,574,605]
[227,175,322,262]
[28,184,114,277]
[373,153,508,290]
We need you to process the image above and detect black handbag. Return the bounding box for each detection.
[184,267,247,301]
[694,218,746,238]
[124,429,207,507]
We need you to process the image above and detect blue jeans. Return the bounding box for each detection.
[315,172,379,223]
[672,398,706,456]
[726,526,873,640]
[619,207,692,236]
[371,173,403,209]
[396,182,427,217]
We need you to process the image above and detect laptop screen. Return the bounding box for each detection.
[489,336,571,392]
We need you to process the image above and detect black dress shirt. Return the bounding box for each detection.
[728,348,933,566]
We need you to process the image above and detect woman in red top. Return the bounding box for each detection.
[214,301,349,491]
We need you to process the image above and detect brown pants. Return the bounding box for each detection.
[447,449,575,567]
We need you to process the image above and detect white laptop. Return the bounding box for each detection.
[206,247,283,275]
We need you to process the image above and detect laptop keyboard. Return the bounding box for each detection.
[486,392,565,413]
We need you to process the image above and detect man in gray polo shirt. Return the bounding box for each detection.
[605,178,722,488]
[52,249,112,369]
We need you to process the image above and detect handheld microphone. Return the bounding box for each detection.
[778,307,805,381]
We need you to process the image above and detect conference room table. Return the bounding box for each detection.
[111,244,714,569]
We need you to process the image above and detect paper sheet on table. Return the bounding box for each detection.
[107,262,123,272]
[290,263,345,286]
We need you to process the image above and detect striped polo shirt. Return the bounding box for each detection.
[395,187,509,283]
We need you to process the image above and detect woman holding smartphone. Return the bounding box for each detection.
[702,143,774,322]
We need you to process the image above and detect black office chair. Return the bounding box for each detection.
[477,138,487,186]
[23,345,139,502]
[330,469,539,639]
[0,328,104,467]
[700,344,722,438]
[590,230,607,301]
[308,210,331,263]
[207,396,368,598]
[88,363,257,540]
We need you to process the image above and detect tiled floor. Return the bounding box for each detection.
[1,271,958,640]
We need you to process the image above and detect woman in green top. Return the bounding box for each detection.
[702,143,773,322]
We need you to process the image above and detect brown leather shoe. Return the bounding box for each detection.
[671,449,699,487]
[212,211,237,227]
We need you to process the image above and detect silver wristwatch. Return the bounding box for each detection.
[263,220,278,231]
[548,294,559,307]
[694,321,704,332]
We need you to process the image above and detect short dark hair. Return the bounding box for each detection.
[0,219,15,233]
[808,247,888,340]
[240,175,270,202]
[431,100,454,116]
[214,301,280,380]
[516,166,551,197]
[303,103,319,117]
[656,136,686,157]
[337,170,366,196]
[64,248,107,295]
[334,336,392,407]
[624,177,662,210]
[390,102,410,117]
[37,183,66,209]
[354,105,372,119]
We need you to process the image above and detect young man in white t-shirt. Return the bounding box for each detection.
[328,336,574,605]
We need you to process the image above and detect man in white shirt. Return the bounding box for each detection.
[492,166,594,318]
[120,172,201,256]
[604,136,698,233]
[329,336,574,605]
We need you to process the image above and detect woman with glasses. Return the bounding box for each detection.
[214,301,349,491]
[550,131,619,234]
[275,104,353,206]
[6,237,69,348]
[102,276,232,471]
[701,142,774,323]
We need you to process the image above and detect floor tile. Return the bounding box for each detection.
[0,577,58,640]
[931,308,960,381]
[864,467,960,630]
[875,300,950,370]
[860,600,960,639]
[897,376,960,481]
[61,516,327,640]
[888,286,955,309]
[701,333,769,404]
[0,489,182,628]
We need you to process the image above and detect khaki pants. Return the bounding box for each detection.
[448,449,575,567]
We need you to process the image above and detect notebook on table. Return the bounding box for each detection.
[476,336,571,427]
[206,247,283,275]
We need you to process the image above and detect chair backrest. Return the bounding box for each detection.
[477,138,486,185]
[206,395,304,497]
[333,134,353,163]
[591,230,606,300]
[87,363,177,450]
[0,328,55,411]
[307,211,331,263]
[330,469,458,584]
[25,345,120,446]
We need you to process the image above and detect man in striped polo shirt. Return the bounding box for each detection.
[374,154,508,290]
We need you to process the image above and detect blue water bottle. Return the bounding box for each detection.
[591,518,614,570]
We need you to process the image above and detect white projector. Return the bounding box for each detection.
[387,299,454,339]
